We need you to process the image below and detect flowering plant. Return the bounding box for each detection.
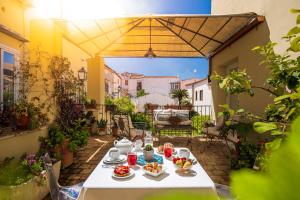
[21,154,46,185]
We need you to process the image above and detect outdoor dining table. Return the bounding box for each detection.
[78,148,217,200]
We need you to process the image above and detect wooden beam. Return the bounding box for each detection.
[159,18,223,44]
[96,19,145,55]
[0,24,28,42]
[208,16,265,58]
[71,22,102,51]
[199,17,232,51]
[78,19,141,45]
[156,18,205,57]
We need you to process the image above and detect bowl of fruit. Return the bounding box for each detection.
[142,162,166,177]
[173,157,193,171]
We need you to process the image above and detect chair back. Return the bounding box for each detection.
[43,153,60,200]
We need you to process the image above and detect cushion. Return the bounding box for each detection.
[61,182,83,200]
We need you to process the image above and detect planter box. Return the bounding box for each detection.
[0,161,61,200]
[0,127,48,160]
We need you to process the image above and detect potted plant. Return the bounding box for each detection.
[98,119,107,135]
[85,98,97,109]
[14,100,30,130]
[143,144,154,161]
[105,97,116,112]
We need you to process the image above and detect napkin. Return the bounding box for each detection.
[137,154,163,166]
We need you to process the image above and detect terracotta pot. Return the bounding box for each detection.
[54,139,74,168]
[112,127,118,137]
[98,127,107,135]
[16,115,30,130]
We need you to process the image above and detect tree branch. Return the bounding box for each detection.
[252,86,278,96]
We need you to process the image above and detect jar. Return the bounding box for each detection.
[144,131,153,147]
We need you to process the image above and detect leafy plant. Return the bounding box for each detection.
[0,154,45,186]
[144,144,153,151]
[212,10,300,152]
[130,112,152,130]
[98,119,107,129]
[67,120,89,152]
[231,116,300,200]
[136,89,148,97]
[113,97,135,114]
[231,143,261,169]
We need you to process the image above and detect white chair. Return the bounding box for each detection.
[43,154,83,200]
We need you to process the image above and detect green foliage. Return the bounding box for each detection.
[231,117,300,200]
[97,118,107,128]
[231,143,261,169]
[136,89,148,97]
[191,115,210,135]
[253,122,278,134]
[0,154,44,186]
[113,97,135,114]
[212,69,254,96]
[144,144,153,151]
[213,12,300,142]
[171,89,189,106]
[0,158,34,186]
[67,120,89,152]
[105,96,115,105]
[130,112,152,130]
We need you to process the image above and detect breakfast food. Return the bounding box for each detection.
[143,162,163,174]
[114,166,130,177]
[173,157,192,169]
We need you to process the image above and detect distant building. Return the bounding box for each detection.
[180,78,201,90]
[185,78,212,115]
[121,72,180,98]
[104,65,122,98]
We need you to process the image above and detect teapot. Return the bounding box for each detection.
[114,138,132,155]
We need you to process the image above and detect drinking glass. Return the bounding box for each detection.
[164,143,173,158]
[127,152,137,166]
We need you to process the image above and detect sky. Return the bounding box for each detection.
[105,0,211,80]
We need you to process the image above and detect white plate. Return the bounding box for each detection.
[103,155,127,164]
[112,171,135,179]
[142,166,167,177]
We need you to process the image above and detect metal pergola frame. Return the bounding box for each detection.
[53,13,264,58]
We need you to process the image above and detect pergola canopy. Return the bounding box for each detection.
[55,13,263,58]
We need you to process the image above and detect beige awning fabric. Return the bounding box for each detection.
[55,13,263,58]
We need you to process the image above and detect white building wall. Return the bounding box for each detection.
[186,79,212,116]
[132,93,176,112]
[126,77,180,97]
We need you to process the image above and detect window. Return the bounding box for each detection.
[105,82,109,94]
[195,91,198,101]
[137,81,142,91]
[1,48,18,107]
[125,80,128,85]
[199,90,203,101]
[170,82,180,90]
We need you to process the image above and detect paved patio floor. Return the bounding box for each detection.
[58,135,231,186]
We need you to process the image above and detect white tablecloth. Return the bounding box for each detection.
[78,148,216,200]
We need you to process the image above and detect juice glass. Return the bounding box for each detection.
[127,152,137,166]
[164,143,173,158]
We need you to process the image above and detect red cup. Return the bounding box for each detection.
[127,152,137,166]
[164,147,173,158]
[164,143,173,158]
